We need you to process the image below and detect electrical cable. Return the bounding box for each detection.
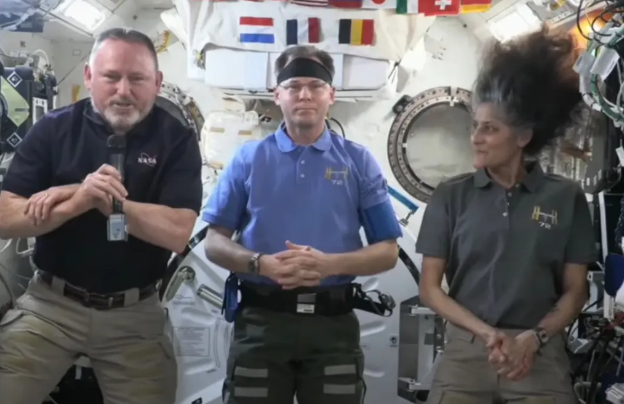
[572,320,616,380]
[572,314,624,403]
[616,337,624,375]
[327,118,346,138]
[587,335,616,403]
[568,298,602,343]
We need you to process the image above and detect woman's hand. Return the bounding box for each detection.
[484,329,508,366]
[488,330,538,381]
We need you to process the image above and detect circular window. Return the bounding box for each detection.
[158,82,205,142]
[387,86,475,203]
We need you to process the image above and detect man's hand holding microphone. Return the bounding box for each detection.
[73,164,127,216]
[24,164,127,225]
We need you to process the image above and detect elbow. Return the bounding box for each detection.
[203,225,236,264]
[380,240,399,271]
[419,282,441,308]
[204,231,219,262]
[0,228,10,240]
[169,229,189,254]
[568,286,589,309]
[0,212,13,239]
[384,251,399,271]
[171,240,188,255]
[419,286,431,307]
[171,224,193,254]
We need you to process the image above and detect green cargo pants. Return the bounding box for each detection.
[223,305,366,404]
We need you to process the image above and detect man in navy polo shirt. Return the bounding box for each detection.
[0,28,202,404]
[203,45,402,404]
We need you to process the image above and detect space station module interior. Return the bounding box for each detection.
[7,0,624,402]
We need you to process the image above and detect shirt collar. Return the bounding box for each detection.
[473,161,544,192]
[275,123,332,153]
[83,98,150,137]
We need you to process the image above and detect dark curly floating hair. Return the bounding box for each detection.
[472,26,583,156]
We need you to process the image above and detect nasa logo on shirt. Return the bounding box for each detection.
[138,153,157,167]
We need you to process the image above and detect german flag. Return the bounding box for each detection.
[460,0,491,13]
[338,19,375,46]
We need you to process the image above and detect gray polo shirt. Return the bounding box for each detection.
[416,163,597,329]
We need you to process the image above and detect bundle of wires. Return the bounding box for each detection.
[578,0,624,124]
[572,312,624,404]
[577,1,624,249]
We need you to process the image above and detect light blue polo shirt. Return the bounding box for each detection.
[202,124,402,286]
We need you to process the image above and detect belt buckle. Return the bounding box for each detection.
[296,293,316,314]
[78,288,92,306]
[94,292,117,309]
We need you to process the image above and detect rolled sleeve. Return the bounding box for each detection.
[2,117,53,198]
[157,130,203,213]
[564,186,597,264]
[416,183,451,259]
[202,146,249,231]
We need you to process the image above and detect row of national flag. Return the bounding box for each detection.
[239,17,376,45]
[196,0,492,15]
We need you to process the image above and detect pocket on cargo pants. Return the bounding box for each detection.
[296,354,366,404]
[222,356,296,404]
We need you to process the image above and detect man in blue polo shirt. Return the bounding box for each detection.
[0,28,202,404]
[203,45,402,404]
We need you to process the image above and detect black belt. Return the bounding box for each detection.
[38,271,157,310]
[239,282,354,316]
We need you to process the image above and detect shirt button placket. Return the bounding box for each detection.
[298,157,306,182]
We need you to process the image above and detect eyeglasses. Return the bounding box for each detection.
[279,81,328,94]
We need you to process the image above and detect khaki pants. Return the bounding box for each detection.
[427,324,577,404]
[0,274,177,404]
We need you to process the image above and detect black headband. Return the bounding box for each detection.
[277,58,333,85]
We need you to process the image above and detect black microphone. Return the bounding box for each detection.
[107,135,126,213]
[106,135,127,242]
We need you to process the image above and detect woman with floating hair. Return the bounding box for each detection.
[416,27,596,403]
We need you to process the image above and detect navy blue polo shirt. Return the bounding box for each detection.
[2,99,203,293]
[202,124,402,286]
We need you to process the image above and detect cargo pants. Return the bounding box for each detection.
[0,273,177,404]
[427,324,577,404]
[223,305,366,404]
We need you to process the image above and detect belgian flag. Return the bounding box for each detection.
[338,19,375,46]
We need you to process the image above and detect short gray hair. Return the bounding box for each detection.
[274,45,335,78]
[89,27,158,69]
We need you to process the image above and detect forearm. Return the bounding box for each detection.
[204,232,254,273]
[328,241,398,276]
[537,289,587,336]
[422,286,495,341]
[123,201,194,254]
[0,198,81,238]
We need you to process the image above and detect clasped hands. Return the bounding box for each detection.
[24,164,128,225]
[260,241,333,289]
[485,329,539,381]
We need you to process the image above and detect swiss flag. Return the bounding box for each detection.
[418,0,460,15]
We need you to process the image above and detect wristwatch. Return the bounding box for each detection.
[533,327,549,350]
[248,253,263,275]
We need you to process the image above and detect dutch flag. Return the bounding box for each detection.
[239,17,275,44]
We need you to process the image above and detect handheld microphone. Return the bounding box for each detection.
[106,135,127,242]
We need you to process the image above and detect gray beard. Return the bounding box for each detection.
[89,98,143,135]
